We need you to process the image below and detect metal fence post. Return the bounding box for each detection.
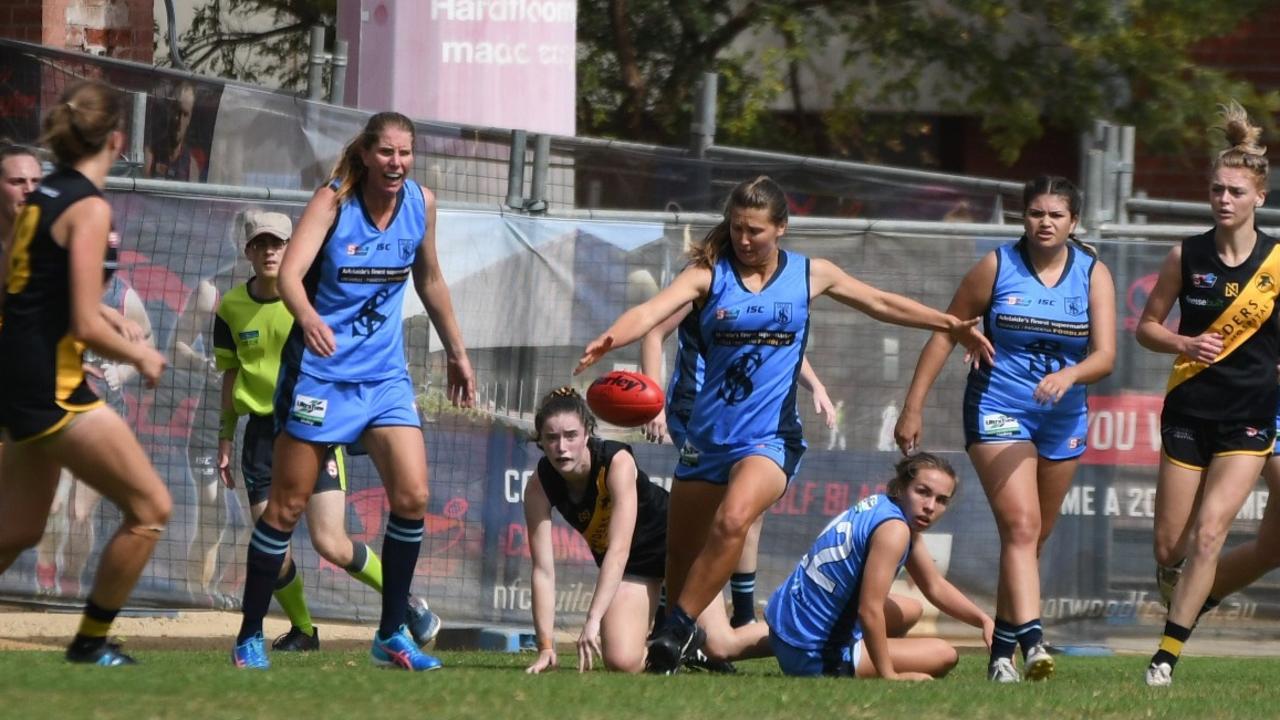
[1084,148,1105,240]
[1116,125,1135,224]
[526,133,551,213]
[506,130,528,209]
[330,39,348,106]
[307,26,327,101]
[690,72,717,157]
[129,91,146,171]
[690,72,717,210]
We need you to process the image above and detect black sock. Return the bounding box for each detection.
[1150,620,1193,670]
[730,572,756,626]
[272,559,297,591]
[70,600,120,653]
[1014,618,1044,658]
[379,514,423,639]
[990,618,1017,665]
[237,518,291,644]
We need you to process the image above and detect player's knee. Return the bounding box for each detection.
[604,647,645,674]
[128,488,172,530]
[998,512,1040,547]
[891,596,923,634]
[387,486,428,518]
[310,532,348,564]
[1153,536,1183,567]
[268,495,308,529]
[936,644,959,676]
[712,505,757,542]
[1189,524,1230,560]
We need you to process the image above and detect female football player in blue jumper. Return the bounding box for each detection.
[576,175,992,674]
[640,303,835,628]
[767,453,992,679]
[895,176,1116,682]
[232,111,476,670]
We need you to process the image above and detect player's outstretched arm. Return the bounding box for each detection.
[576,267,709,374]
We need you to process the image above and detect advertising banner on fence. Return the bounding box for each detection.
[3,190,1277,646]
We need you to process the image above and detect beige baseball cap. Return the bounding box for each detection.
[243,210,292,245]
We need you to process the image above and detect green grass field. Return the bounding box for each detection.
[2,649,1275,719]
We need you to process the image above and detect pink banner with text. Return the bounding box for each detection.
[341,0,577,135]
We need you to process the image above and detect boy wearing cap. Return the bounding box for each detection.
[215,211,440,654]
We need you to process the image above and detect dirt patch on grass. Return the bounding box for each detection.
[0,605,380,652]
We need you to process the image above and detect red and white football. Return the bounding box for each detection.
[586,370,664,427]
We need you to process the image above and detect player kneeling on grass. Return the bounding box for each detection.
[524,388,770,674]
[766,453,993,680]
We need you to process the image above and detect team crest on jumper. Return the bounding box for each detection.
[1064,296,1085,316]
[775,302,793,324]
[399,239,415,261]
[1191,273,1217,289]
[1258,274,1275,292]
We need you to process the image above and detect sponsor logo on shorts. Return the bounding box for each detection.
[982,413,1021,436]
[1191,273,1217,289]
[1068,437,1083,449]
[291,394,328,426]
[1245,426,1270,440]
[678,441,701,467]
[326,458,339,478]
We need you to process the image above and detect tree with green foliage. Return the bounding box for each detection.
[167,0,1279,164]
[162,0,335,90]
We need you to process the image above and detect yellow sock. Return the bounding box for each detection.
[272,565,314,635]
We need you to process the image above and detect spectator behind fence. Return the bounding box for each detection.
[145,81,206,182]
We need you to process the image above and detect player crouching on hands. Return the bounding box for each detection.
[766,453,993,680]
[524,388,770,674]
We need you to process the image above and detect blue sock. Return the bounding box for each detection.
[379,514,424,639]
[1014,618,1044,658]
[991,618,1018,664]
[238,518,291,644]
